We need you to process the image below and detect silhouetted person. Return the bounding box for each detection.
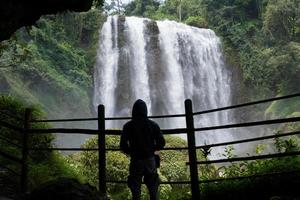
[120,99,165,200]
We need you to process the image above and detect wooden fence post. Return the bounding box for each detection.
[98,105,106,197]
[185,99,201,199]
[21,108,31,195]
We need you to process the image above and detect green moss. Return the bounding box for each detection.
[185,16,208,28]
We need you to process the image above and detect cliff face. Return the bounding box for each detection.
[0,0,97,42]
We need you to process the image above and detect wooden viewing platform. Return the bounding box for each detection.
[0,93,300,199]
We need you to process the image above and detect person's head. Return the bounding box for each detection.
[132,99,148,119]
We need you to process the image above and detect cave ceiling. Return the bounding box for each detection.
[0,0,97,42]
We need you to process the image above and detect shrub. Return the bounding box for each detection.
[0,95,82,192]
[185,16,208,28]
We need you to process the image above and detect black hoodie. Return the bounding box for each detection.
[120,99,166,159]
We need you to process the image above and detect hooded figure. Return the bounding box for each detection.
[120,99,165,200]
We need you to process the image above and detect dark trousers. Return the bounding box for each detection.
[128,156,159,200]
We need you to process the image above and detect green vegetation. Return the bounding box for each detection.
[201,121,300,199]
[201,0,299,92]
[69,135,193,199]
[0,0,299,199]
[0,10,106,118]
[0,96,81,192]
[124,0,206,25]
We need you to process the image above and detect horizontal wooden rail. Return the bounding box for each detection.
[0,163,20,176]
[106,146,188,151]
[29,93,300,123]
[29,146,189,152]
[196,131,300,149]
[106,114,186,121]
[28,132,300,152]
[188,151,300,165]
[161,147,189,150]
[0,120,22,132]
[149,113,186,119]
[106,180,190,185]
[193,93,300,116]
[28,128,187,135]
[162,128,187,135]
[105,129,123,135]
[0,135,22,148]
[28,130,300,152]
[32,118,298,135]
[105,117,131,121]
[31,117,98,123]
[0,150,22,163]
[105,148,123,151]
[29,128,98,134]
[105,128,187,135]
[28,147,99,151]
[31,114,185,123]
[194,117,300,132]
[199,170,300,184]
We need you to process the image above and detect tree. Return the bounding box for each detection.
[263,0,300,41]
[104,0,124,14]
[141,0,147,16]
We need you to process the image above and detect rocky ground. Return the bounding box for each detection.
[0,170,21,200]
[0,176,106,200]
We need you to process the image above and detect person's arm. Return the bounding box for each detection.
[154,123,166,150]
[120,123,131,155]
[153,123,165,168]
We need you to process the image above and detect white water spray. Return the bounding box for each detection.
[94,16,235,157]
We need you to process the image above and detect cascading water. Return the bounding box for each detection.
[94,16,235,157]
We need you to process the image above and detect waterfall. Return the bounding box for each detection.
[94,16,234,157]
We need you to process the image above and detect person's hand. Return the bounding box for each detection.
[154,151,160,157]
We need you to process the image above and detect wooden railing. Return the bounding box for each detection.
[0,108,31,196]
[0,93,299,199]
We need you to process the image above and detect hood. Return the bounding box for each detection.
[132,99,148,119]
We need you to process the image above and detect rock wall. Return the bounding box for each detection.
[0,0,96,41]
